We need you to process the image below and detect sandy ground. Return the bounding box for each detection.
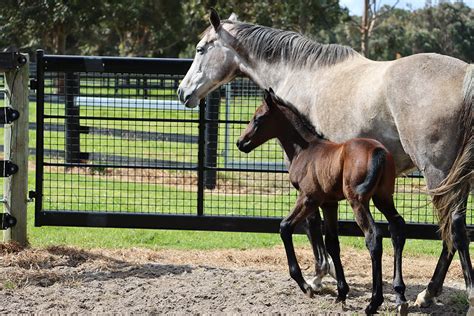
[0,244,469,314]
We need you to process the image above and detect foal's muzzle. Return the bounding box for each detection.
[236,139,253,153]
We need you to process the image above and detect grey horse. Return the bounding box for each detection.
[177,9,473,314]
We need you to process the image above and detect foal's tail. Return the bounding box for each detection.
[356,147,387,196]
[431,65,473,252]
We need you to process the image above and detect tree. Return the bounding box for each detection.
[358,0,400,57]
[0,0,103,54]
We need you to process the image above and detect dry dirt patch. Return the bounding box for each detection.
[0,244,468,314]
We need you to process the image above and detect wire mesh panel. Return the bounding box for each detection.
[35,53,473,238]
[38,55,199,218]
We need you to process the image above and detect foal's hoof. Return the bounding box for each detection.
[303,284,315,298]
[397,302,408,316]
[415,289,436,308]
[335,296,346,304]
[306,276,323,292]
[365,297,383,315]
[365,304,379,315]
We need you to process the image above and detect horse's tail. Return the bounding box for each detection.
[431,64,473,252]
[356,147,387,195]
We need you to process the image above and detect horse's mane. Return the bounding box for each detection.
[270,93,325,140]
[231,22,356,68]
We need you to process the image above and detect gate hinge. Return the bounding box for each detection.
[0,213,17,230]
[0,160,18,177]
[30,79,37,90]
[0,52,27,71]
[28,190,36,202]
[0,107,20,124]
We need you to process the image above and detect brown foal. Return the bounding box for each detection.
[237,89,408,315]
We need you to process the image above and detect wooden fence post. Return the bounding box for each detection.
[3,53,29,246]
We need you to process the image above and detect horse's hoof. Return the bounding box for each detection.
[415,289,435,308]
[467,306,474,316]
[364,304,378,315]
[303,284,315,298]
[468,289,474,316]
[306,276,323,292]
[397,302,408,316]
[335,296,346,304]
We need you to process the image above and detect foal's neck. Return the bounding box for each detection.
[276,120,321,164]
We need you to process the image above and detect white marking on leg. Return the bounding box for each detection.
[305,275,323,292]
[415,289,436,307]
[327,255,336,280]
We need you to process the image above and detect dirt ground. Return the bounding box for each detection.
[0,244,469,314]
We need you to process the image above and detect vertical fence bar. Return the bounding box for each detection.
[3,54,29,245]
[197,99,206,216]
[34,50,44,226]
[65,72,81,163]
[204,89,221,189]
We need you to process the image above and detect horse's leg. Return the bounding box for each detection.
[321,202,350,303]
[373,194,408,314]
[280,194,317,297]
[351,199,384,314]
[452,199,474,315]
[415,172,472,309]
[303,208,335,291]
[415,242,456,307]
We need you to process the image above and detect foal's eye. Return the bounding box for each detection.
[196,46,205,54]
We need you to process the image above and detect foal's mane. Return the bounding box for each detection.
[231,22,356,68]
[270,93,324,140]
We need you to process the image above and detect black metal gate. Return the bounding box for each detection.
[33,50,473,239]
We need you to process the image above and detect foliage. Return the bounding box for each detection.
[0,2,472,62]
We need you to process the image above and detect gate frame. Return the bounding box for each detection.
[34,50,473,241]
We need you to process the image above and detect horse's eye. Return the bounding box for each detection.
[196,46,204,54]
[254,116,263,125]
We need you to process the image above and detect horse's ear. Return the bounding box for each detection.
[228,13,238,22]
[209,8,221,31]
[268,88,277,103]
[264,89,274,108]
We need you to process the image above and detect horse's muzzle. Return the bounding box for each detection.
[236,139,252,153]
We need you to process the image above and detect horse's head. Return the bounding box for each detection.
[237,88,281,153]
[177,9,241,108]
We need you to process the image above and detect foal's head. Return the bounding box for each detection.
[237,88,287,153]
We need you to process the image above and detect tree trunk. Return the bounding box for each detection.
[361,0,370,57]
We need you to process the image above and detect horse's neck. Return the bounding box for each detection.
[275,125,319,164]
[240,59,303,92]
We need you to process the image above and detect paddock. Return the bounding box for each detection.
[0,51,472,314]
[0,245,468,314]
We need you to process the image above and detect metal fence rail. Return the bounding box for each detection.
[34,50,473,240]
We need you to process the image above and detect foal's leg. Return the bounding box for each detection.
[280,194,317,297]
[321,202,350,302]
[303,209,334,291]
[373,195,408,314]
[351,200,384,314]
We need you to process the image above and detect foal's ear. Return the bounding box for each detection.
[209,8,221,31]
[263,89,272,105]
[267,88,278,105]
